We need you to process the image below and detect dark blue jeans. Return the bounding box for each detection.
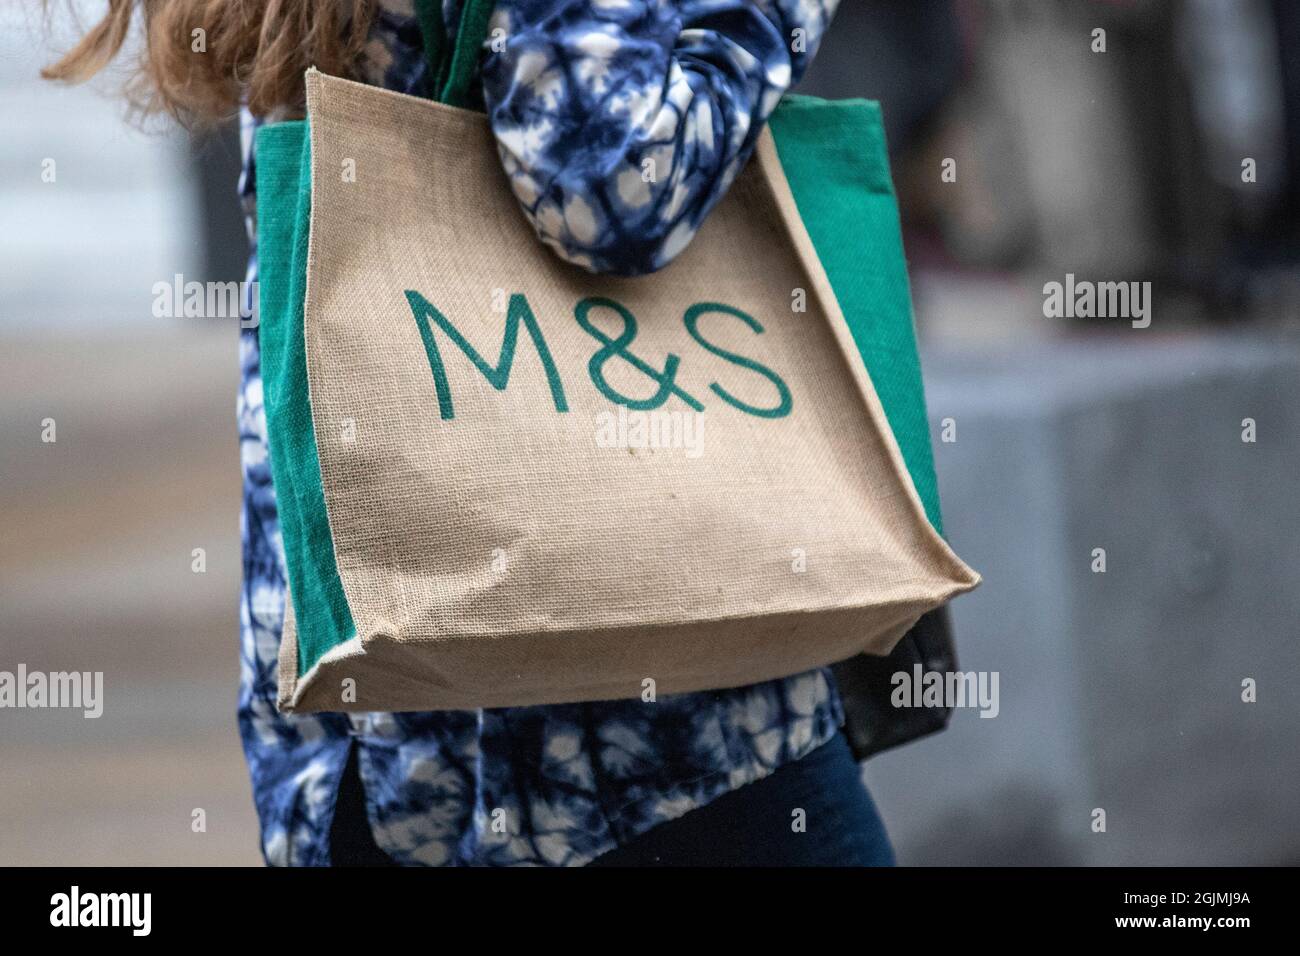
[330,730,894,866]
[589,731,896,867]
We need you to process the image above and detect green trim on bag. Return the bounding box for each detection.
[769,95,943,534]
[256,120,358,677]
[259,0,499,680]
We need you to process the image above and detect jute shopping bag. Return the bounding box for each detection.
[259,61,978,713]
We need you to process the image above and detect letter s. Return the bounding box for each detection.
[683,303,792,419]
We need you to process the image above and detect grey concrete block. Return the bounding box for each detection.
[863,335,1300,865]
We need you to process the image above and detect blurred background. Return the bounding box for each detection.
[0,1,254,864]
[2,0,1297,865]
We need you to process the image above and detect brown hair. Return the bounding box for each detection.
[41,1,377,125]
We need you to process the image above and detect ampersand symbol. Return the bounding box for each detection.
[576,297,704,411]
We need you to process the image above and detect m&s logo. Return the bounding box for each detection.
[404,292,793,421]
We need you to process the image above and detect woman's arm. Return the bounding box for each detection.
[480,0,840,275]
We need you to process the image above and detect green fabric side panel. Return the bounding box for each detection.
[255,121,357,677]
[768,94,943,534]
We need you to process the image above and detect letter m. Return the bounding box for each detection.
[404,291,569,420]
[1097,281,1129,318]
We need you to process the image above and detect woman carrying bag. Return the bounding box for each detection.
[45,0,975,866]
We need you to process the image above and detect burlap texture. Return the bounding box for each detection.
[281,70,978,712]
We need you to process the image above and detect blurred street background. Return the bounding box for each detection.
[2,0,1298,865]
[0,2,254,864]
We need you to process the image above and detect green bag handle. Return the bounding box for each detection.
[417,0,497,109]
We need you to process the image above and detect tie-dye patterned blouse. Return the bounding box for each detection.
[238,0,843,866]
